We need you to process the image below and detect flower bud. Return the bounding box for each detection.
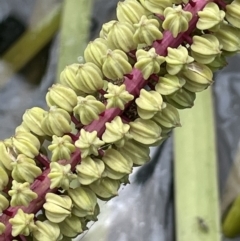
[136,89,165,119]
[0,193,9,213]
[0,141,13,171]
[102,49,132,80]
[207,54,227,71]
[12,131,40,158]
[129,118,162,145]
[41,106,72,136]
[162,5,192,38]
[58,215,83,237]
[191,34,222,64]
[9,209,36,237]
[43,193,72,223]
[85,203,100,221]
[117,0,147,24]
[0,222,5,235]
[0,166,9,191]
[84,38,109,68]
[214,23,240,52]
[226,0,240,29]
[152,103,181,128]
[165,88,196,109]
[11,154,42,183]
[197,3,225,31]
[76,157,105,185]
[8,180,37,207]
[68,187,97,217]
[60,63,104,94]
[48,162,77,190]
[15,122,30,133]
[108,21,137,52]
[140,0,172,15]
[33,220,62,241]
[46,84,78,113]
[182,62,213,92]
[156,74,185,96]
[165,45,194,75]
[102,116,132,147]
[48,135,76,162]
[89,177,120,199]
[75,129,105,158]
[104,83,134,110]
[22,107,47,136]
[135,48,165,79]
[102,149,133,177]
[103,165,127,180]
[73,95,105,125]
[133,15,163,45]
[117,139,150,166]
[100,20,117,39]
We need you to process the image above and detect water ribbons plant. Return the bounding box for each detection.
[0,0,239,240]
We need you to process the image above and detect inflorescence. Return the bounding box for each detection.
[0,0,239,240]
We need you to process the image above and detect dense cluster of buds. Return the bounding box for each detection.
[0,0,239,240]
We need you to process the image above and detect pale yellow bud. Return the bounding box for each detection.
[89,177,120,199]
[48,162,77,190]
[0,141,13,171]
[75,129,105,158]
[152,102,181,128]
[46,84,78,113]
[102,149,133,177]
[104,83,134,110]
[60,63,104,94]
[76,157,105,185]
[108,21,137,52]
[139,0,172,15]
[84,38,109,68]
[165,88,196,109]
[0,166,9,191]
[197,3,225,31]
[41,106,72,136]
[102,49,132,80]
[134,48,165,79]
[11,154,42,183]
[102,116,132,147]
[9,209,37,237]
[33,220,62,241]
[58,215,83,238]
[73,95,105,125]
[117,0,148,24]
[155,74,185,95]
[43,193,72,223]
[0,222,5,235]
[12,131,40,158]
[68,187,97,216]
[22,107,47,136]
[48,135,76,162]
[165,45,194,75]
[0,193,9,213]
[129,118,162,145]
[226,0,240,29]
[214,23,240,52]
[133,15,163,45]
[100,20,117,39]
[163,5,192,38]
[191,34,222,64]
[8,180,37,207]
[117,139,150,166]
[136,89,165,119]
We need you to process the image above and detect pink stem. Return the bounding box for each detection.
[35,154,49,168]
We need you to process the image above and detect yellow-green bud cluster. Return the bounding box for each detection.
[1,0,240,240]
